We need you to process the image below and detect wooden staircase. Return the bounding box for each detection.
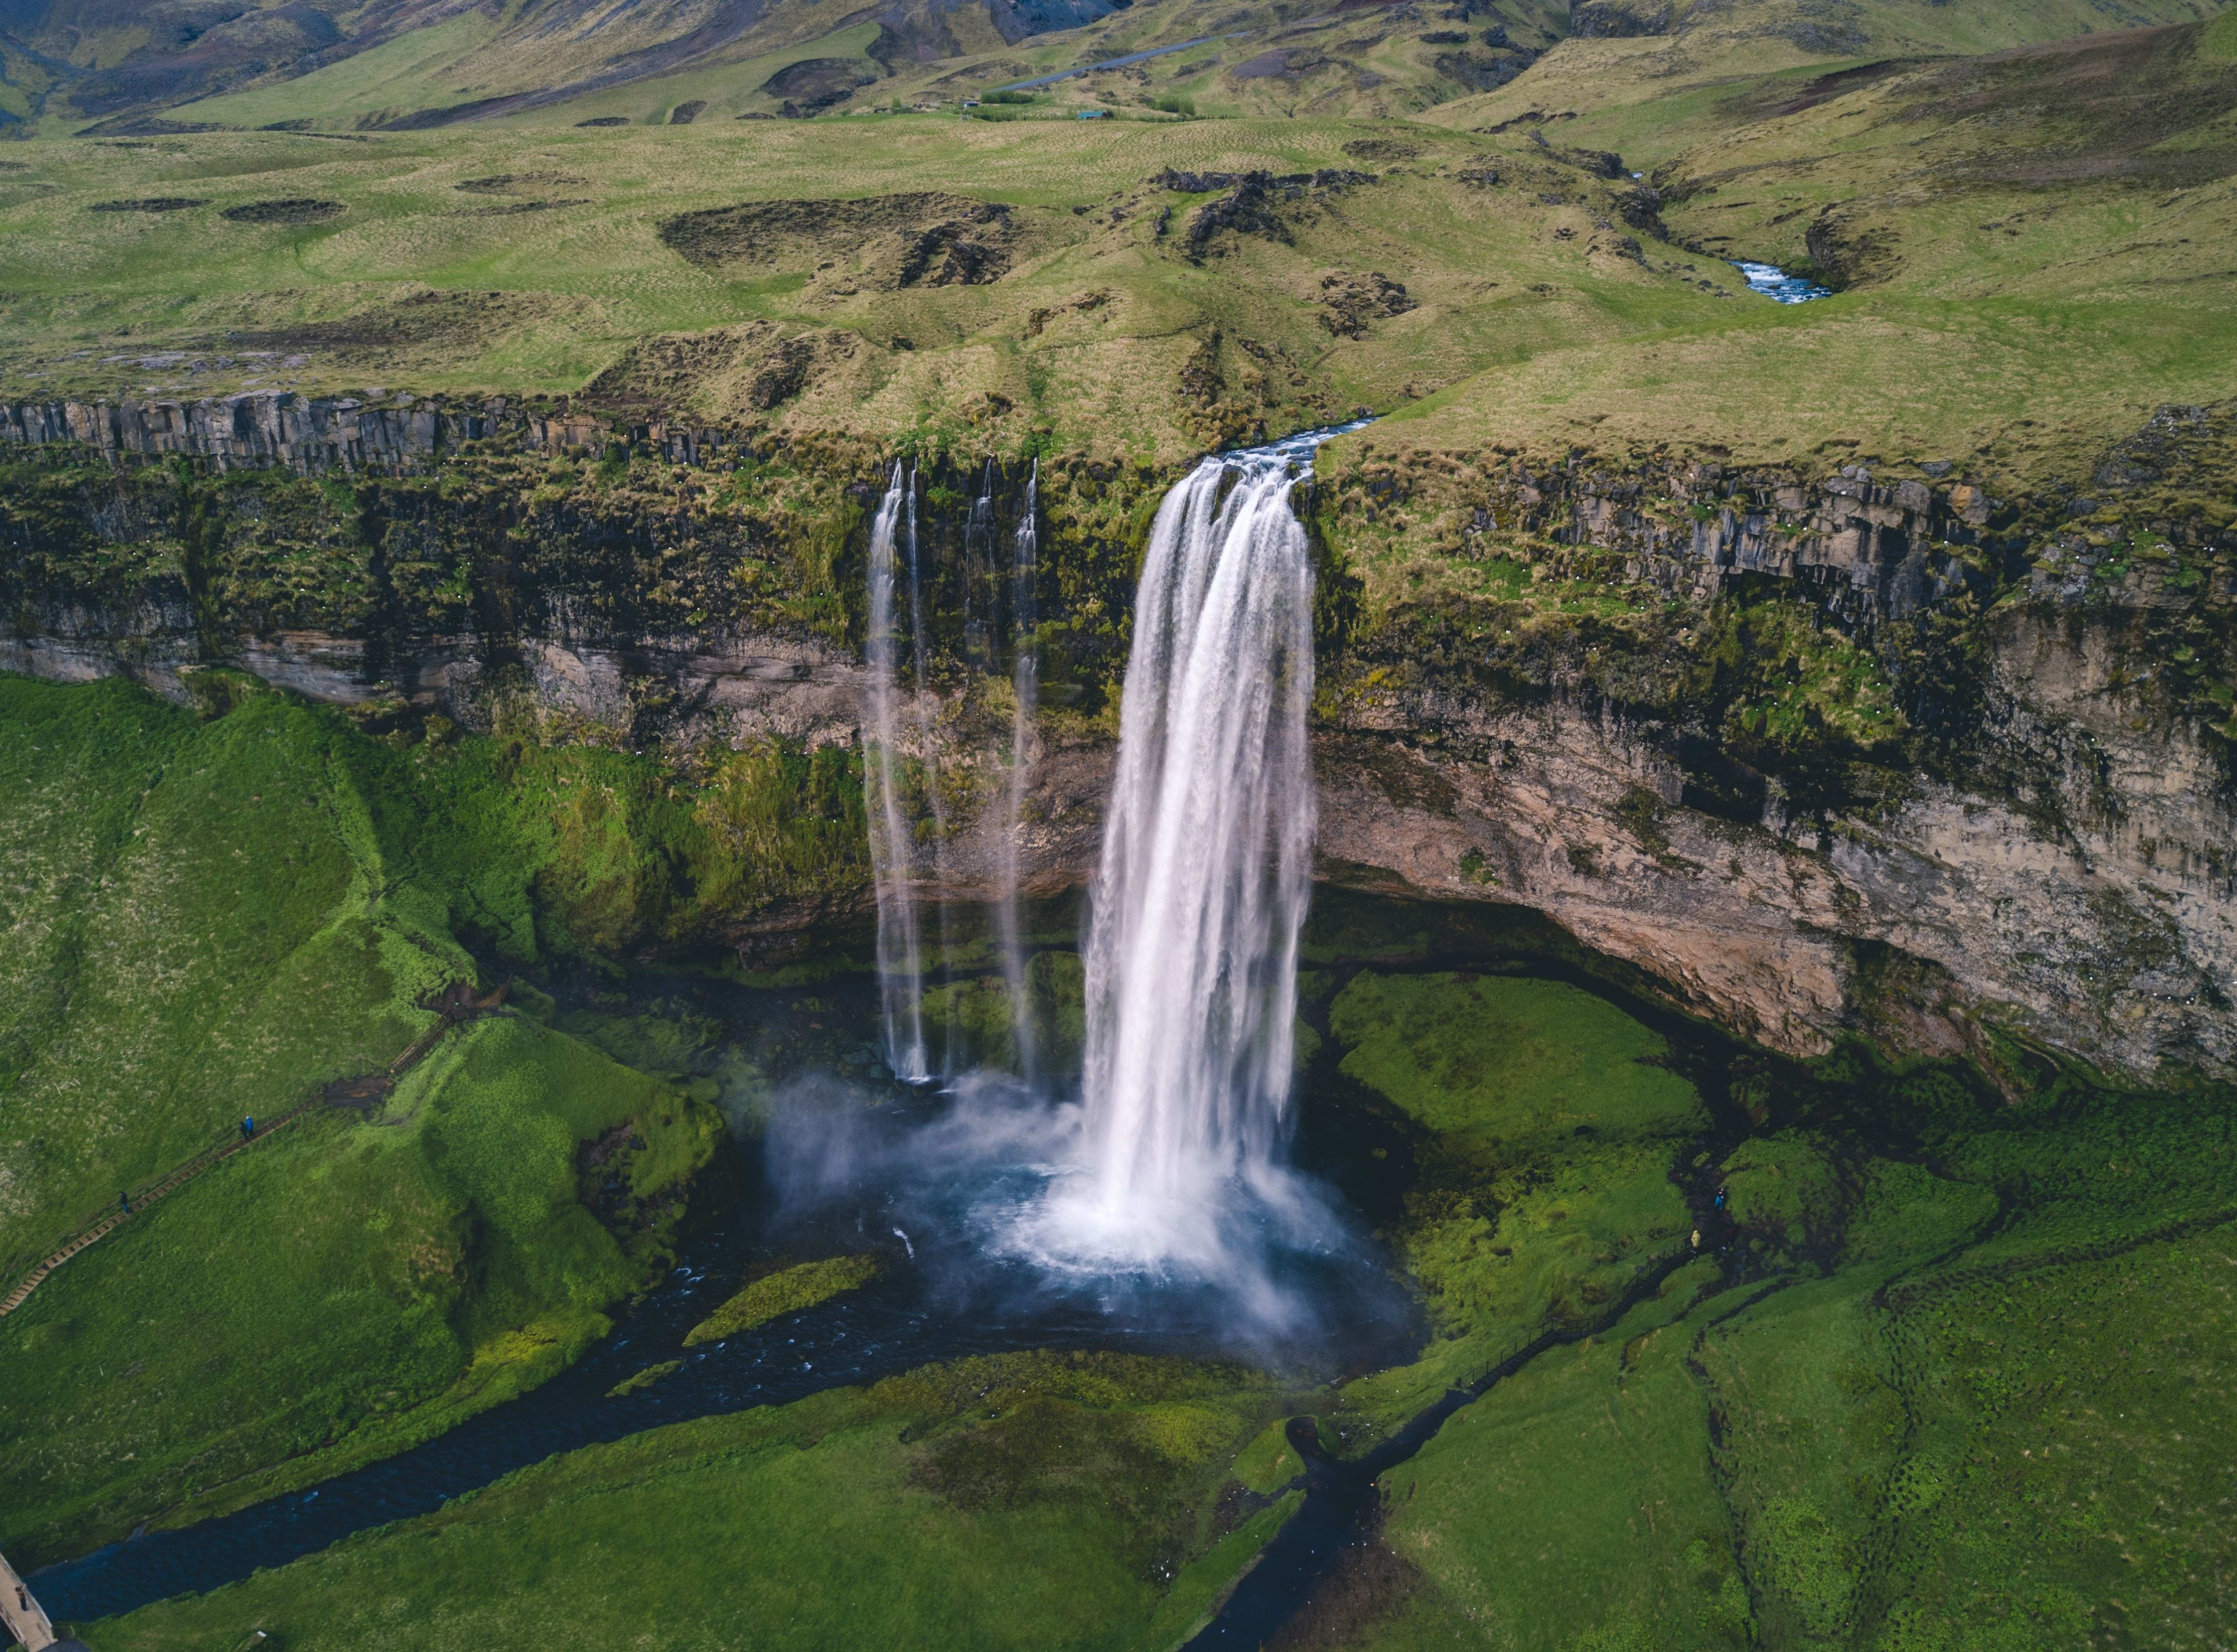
[0,980,511,1322]
[0,1100,318,1320]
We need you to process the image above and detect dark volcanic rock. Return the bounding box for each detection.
[220,198,347,224]
[761,58,877,115]
[89,197,208,213]
[1318,272,1415,338]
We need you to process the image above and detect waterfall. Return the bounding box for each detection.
[863,463,929,1081]
[900,468,962,1074]
[962,462,999,676]
[1062,450,1319,1265]
[993,460,1040,1083]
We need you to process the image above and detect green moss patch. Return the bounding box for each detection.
[1719,1131,1848,1265]
[683,1254,884,1346]
[606,1359,681,1398]
[1326,972,1708,1432]
[1329,972,1706,1162]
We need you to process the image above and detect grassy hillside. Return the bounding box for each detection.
[3,9,2231,486]
[1369,13,2237,485]
[0,670,830,1561]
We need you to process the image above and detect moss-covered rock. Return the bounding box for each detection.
[682,1254,884,1346]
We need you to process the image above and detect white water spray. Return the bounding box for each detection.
[863,464,929,1080]
[1039,449,1322,1270]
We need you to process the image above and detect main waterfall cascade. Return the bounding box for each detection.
[1061,455,1318,1267]
[861,426,1359,1283]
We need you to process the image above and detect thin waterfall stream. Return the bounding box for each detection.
[994,460,1040,1084]
[902,469,962,1075]
[863,463,927,1081]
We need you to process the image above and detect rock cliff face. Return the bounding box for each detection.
[0,391,717,474]
[2,399,2231,1089]
[1315,645,2234,1086]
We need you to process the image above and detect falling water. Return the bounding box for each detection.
[1045,446,1322,1269]
[962,462,1000,675]
[993,460,1040,1082]
[863,463,928,1081]
[900,469,962,1073]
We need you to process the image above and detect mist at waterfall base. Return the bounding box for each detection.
[828,423,1394,1357]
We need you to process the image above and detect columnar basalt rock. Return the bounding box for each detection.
[0,394,722,474]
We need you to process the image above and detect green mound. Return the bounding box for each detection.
[1326,971,1706,1427]
[1329,971,1706,1159]
[683,1254,884,1345]
[86,1351,1302,1652]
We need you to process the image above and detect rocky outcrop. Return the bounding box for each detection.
[1314,631,2236,1084]
[0,393,720,473]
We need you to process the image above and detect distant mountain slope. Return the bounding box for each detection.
[0,0,1137,131]
[0,0,2225,133]
[1424,0,2232,154]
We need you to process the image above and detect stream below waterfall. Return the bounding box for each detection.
[29,941,1428,1626]
[34,903,1766,1639]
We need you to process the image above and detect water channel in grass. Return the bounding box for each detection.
[1734,259,1833,302]
[36,890,1762,1637]
[32,895,1428,1625]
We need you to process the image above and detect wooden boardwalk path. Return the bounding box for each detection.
[0,981,510,1323]
[1,1543,58,1651]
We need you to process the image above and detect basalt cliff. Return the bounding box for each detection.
[3,391,2232,1091]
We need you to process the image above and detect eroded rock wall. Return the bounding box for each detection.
[3,404,2232,1087]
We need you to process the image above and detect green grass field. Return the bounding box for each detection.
[80,1351,1305,1652]
[1337,1050,2237,1650]
[3,8,2227,488]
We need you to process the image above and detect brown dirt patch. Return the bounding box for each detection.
[228,288,545,362]
[659,192,1031,288]
[454,172,590,194]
